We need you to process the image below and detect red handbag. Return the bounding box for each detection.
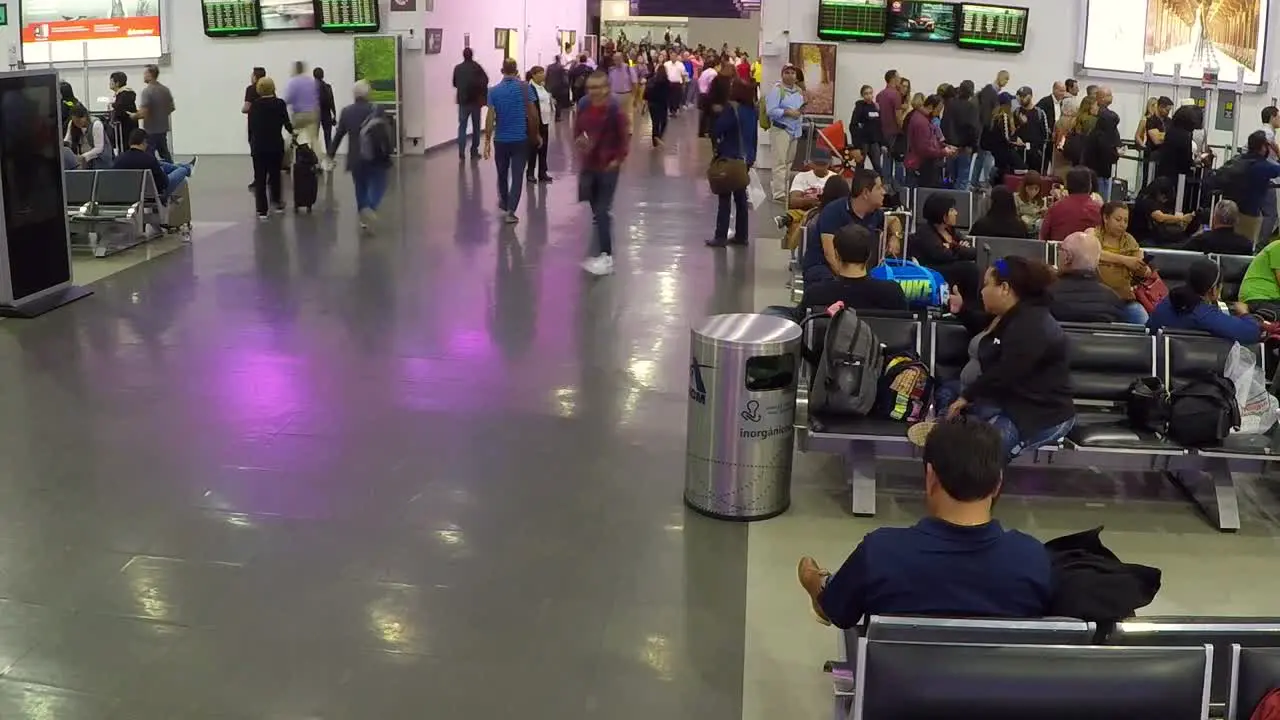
[1133,271,1169,313]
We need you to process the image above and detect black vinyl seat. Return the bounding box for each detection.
[1109,617,1280,713]
[1230,645,1280,720]
[1214,253,1253,304]
[1144,248,1204,292]
[854,638,1212,720]
[1161,331,1280,457]
[913,188,975,230]
[974,236,1050,268]
[64,170,97,216]
[862,615,1095,645]
[1063,328,1183,452]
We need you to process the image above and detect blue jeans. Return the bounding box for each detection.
[972,151,994,186]
[493,141,528,213]
[352,164,389,212]
[457,104,482,155]
[948,150,973,191]
[160,161,191,199]
[1261,186,1278,243]
[933,380,1076,460]
[1120,301,1148,325]
[582,169,619,255]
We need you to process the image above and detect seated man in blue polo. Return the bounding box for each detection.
[797,417,1051,629]
[113,127,196,203]
[802,168,889,287]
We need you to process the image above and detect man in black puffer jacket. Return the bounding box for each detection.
[1049,232,1129,323]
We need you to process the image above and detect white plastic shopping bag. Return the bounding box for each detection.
[1225,343,1279,435]
[746,169,766,210]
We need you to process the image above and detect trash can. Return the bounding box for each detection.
[685,313,802,521]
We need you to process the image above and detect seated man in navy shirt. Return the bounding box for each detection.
[802,168,889,287]
[797,418,1051,629]
[113,128,196,203]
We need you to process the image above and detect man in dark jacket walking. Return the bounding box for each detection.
[546,56,570,121]
[314,67,337,166]
[452,48,489,160]
[945,81,981,191]
[974,70,1009,188]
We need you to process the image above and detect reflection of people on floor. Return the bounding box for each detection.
[113,127,197,203]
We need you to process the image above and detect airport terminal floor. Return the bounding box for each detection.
[2,112,1280,719]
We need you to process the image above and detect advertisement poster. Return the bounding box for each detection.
[788,42,837,117]
[21,0,162,63]
[353,35,397,104]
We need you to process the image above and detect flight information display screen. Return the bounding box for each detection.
[957,3,1028,51]
[203,0,263,37]
[315,0,380,32]
[817,0,888,42]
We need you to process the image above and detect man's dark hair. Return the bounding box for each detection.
[1248,129,1269,155]
[313,67,325,80]
[128,127,148,146]
[252,66,266,81]
[957,79,974,100]
[1065,166,1092,195]
[1065,78,1078,92]
[501,58,519,75]
[833,224,875,265]
[144,64,159,78]
[884,69,897,84]
[923,93,942,110]
[1085,83,1097,96]
[462,48,474,61]
[293,60,306,74]
[1157,96,1173,109]
[850,168,879,199]
[923,418,1004,502]
[1264,106,1279,124]
[110,71,127,86]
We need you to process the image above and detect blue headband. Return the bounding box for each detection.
[992,257,1010,278]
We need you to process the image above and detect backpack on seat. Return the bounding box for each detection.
[873,350,933,422]
[1167,371,1240,446]
[870,259,946,308]
[1125,376,1170,434]
[805,307,884,418]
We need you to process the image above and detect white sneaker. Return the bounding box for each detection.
[581,254,614,276]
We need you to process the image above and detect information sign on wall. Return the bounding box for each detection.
[20,0,163,63]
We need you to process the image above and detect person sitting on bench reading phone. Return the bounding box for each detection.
[797,418,1051,629]
[113,128,197,204]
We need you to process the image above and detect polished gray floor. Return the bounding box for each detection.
[0,113,751,718]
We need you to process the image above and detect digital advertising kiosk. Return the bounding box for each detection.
[0,69,92,318]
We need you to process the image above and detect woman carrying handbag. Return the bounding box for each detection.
[706,78,758,248]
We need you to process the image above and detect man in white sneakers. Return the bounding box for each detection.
[575,71,630,276]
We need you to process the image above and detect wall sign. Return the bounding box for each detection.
[20,0,162,63]
[390,0,417,9]
[425,28,442,54]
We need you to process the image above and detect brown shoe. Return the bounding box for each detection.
[797,557,832,626]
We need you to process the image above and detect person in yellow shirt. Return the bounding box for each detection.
[751,59,763,84]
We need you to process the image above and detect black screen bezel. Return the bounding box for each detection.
[816,0,889,43]
[202,0,264,37]
[955,2,1029,53]
[886,0,959,44]
[314,0,381,34]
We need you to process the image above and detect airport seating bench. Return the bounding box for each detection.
[64,169,182,257]
[824,615,1280,720]
[799,312,1277,532]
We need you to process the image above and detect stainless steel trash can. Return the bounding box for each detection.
[685,313,802,521]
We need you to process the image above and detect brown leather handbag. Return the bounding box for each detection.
[706,105,749,195]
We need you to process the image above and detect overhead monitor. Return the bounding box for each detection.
[886,0,957,43]
[1081,0,1269,86]
[20,0,163,63]
[957,3,1028,52]
[261,0,314,30]
[629,0,751,18]
[203,0,262,37]
[314,0,380,32]
[817,0,888,42]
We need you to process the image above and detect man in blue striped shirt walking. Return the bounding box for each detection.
[484,58,542,224]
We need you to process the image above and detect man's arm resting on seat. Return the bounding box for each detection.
[799,544,869,630]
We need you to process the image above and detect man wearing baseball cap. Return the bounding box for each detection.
[764,64,806,203]
[1014,85,1049,174]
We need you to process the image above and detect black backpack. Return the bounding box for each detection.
[806,307,884,419]
[1167,372,1241,446]
[1126,376,1171,434]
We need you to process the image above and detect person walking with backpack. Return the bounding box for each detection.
[576,71,630,276]
[327,80,394,232]
[483,59,541,224]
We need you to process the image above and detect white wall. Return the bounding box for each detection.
[759,0,1280,158]
[421,0,587,149]
[686,14,761,54]
[0,0,583,154]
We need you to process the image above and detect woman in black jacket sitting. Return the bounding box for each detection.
[913,255,1076,460]
[968,186,1030,238]
[911,193,982,301]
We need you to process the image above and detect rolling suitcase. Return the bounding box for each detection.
[163,182,192,233]
[291,142,319,212]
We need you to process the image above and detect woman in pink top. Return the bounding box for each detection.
[904,95,953,188]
